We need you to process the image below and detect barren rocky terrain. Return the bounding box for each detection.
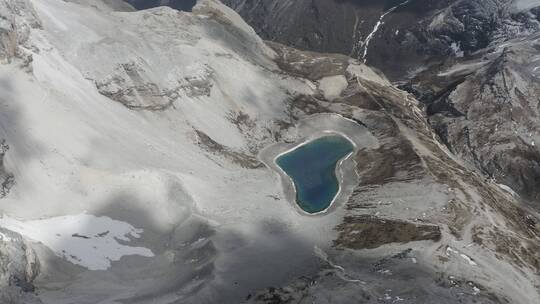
[0,0,538,303]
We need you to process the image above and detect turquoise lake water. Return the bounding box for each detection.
[276,135,354,214]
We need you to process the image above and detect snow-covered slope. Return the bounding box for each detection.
[0,0,327,302]
[0,0,538,303]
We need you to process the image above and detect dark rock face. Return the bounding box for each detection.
[335,215,441,249]
[409,33,540,202]
[221,0,514,80]
[126,0,197,11]
[0,0,42,64]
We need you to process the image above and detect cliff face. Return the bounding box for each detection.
[0,0,538,303]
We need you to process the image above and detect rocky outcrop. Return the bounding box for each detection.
[96,61,183,111]
[0,228,41,304]
[424,0,504,54]
[96,60,217,110]
[335,215,441,250]
[195,129,262,168]
[0,0,41,64]
[0,141,14,199]
[0,2,18,64]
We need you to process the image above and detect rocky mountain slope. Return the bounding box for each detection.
[406,31,540,204]
[222,0,540,206]
[0,0,538,303]
[222,0,540,79]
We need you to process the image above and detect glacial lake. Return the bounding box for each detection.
[276,135,355,214]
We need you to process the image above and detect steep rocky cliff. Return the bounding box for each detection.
[0,228,40,304]
[407,31,540,203]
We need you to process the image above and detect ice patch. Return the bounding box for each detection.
[0,213,154,270]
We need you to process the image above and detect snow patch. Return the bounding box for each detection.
[460,253,478,266]
[497,184,519,197]
[450,42,464,58]
[446,246,477,266]
[437,61,488,77]
[0,213,154,270]
[318,75,348,101]
[512,0,540,11]
[0,232,13,242]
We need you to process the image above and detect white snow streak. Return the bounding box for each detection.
[361,0,411,63]
[446,246,477,266]
[314,246,366,284]
[497,183,519,197]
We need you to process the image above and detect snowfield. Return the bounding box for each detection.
[0,213,154,270]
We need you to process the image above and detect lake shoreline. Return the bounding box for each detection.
[259,113,379,216]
